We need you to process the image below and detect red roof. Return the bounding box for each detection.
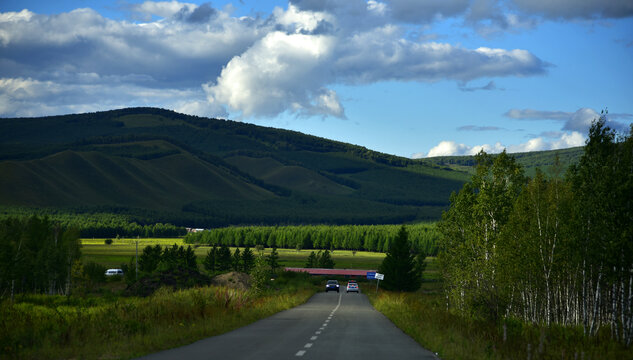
[285,267,376,276]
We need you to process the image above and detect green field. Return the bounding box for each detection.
[81,238,386,270]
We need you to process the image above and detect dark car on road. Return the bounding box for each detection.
[325,280,340,293]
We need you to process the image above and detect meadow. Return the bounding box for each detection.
[81,238,386,270]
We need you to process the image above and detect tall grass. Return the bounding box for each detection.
[1,284,315,359]
[368,291,632,360]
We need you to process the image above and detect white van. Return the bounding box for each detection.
[105,269,124,276]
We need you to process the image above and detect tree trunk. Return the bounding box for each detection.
[589,267,602,336]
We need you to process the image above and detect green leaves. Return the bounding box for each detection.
[0,216,81,297]
[439,150,526,319]
[439,114,633,344]
[379,225,422,292]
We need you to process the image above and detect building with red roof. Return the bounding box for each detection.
[285,267,376,278]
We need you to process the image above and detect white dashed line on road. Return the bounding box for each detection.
[294,292,342,358]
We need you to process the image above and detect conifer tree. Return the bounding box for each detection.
[216,243,232,272]
[379,225,421,292]
[139,245,162,273]
[318,249,335,268]
[306,251,318,268]
[267,247,280,274]
[203,244,217,273]
[242,247,255,273]
[184,246,197,271]
[232,248,242,271]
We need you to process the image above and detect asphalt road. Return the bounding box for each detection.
[138,289,439,360]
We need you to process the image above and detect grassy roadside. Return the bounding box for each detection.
[367,284,632,359]
[1,277,317,359]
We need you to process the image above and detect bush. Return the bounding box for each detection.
[83,262,107,283]
[104,238,113,245]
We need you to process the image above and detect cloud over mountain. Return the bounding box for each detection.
[0,2,550,118]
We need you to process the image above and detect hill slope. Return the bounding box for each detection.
[0,108,580,226]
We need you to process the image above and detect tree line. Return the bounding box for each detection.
[0,208,186,238]
[185,223,440,255]
[439,114,633,345]
[0,217,81,299]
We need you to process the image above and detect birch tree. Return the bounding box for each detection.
[439,151,525,319]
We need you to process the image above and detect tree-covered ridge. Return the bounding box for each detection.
[0,107,586,225]
[0,207,186,238]
[438,115,633,345]
[185,223,440,256]
[0,107,468,225]
[421,146,584,177]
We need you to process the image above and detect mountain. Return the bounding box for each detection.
[0,107,580,226]
[421,146,584,177]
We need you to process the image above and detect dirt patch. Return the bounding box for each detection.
[211,272,251,290]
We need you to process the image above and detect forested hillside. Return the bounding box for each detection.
[1,107,583,228]
[421,146,584,177]
[0,108,467,227]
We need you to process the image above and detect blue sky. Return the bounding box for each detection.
[1,0,632,158]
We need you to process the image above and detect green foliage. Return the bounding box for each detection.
[241,247,255,273]
[251,255,269,294]
[185,223,441,255]
[155,244,197,273]
[0,216,81,298]
[216,244,232,272]
[422,146,583,178]
[439,151,525,319]
[139,245,162,273]
[203,244,217,273]
[369,290,632,360]
[122,244,206,295]
[0,107,468,226]
[438,113,633,345]
[379,225,422,292]
[70,260,89,296]
[305,251,318,268]
[317,250,335,268]
[83,261,107,284]
[0,283,316,359]
[232,248,241,271]
[104,238,113,245]
[0,207,186,238]
[267,247,280,274]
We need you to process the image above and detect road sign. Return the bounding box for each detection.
[366,272,376,279]
[375,273,384,280]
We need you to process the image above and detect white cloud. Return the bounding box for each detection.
[200,3,547,119]
[0,76,225,118]
[416,130,586,158]
[0,2,573,119]
[414,140,504,158]
[203,31,340,118]
[504,107,632,133]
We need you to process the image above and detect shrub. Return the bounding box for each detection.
[83,262,107,283]
[104,238,113,245]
